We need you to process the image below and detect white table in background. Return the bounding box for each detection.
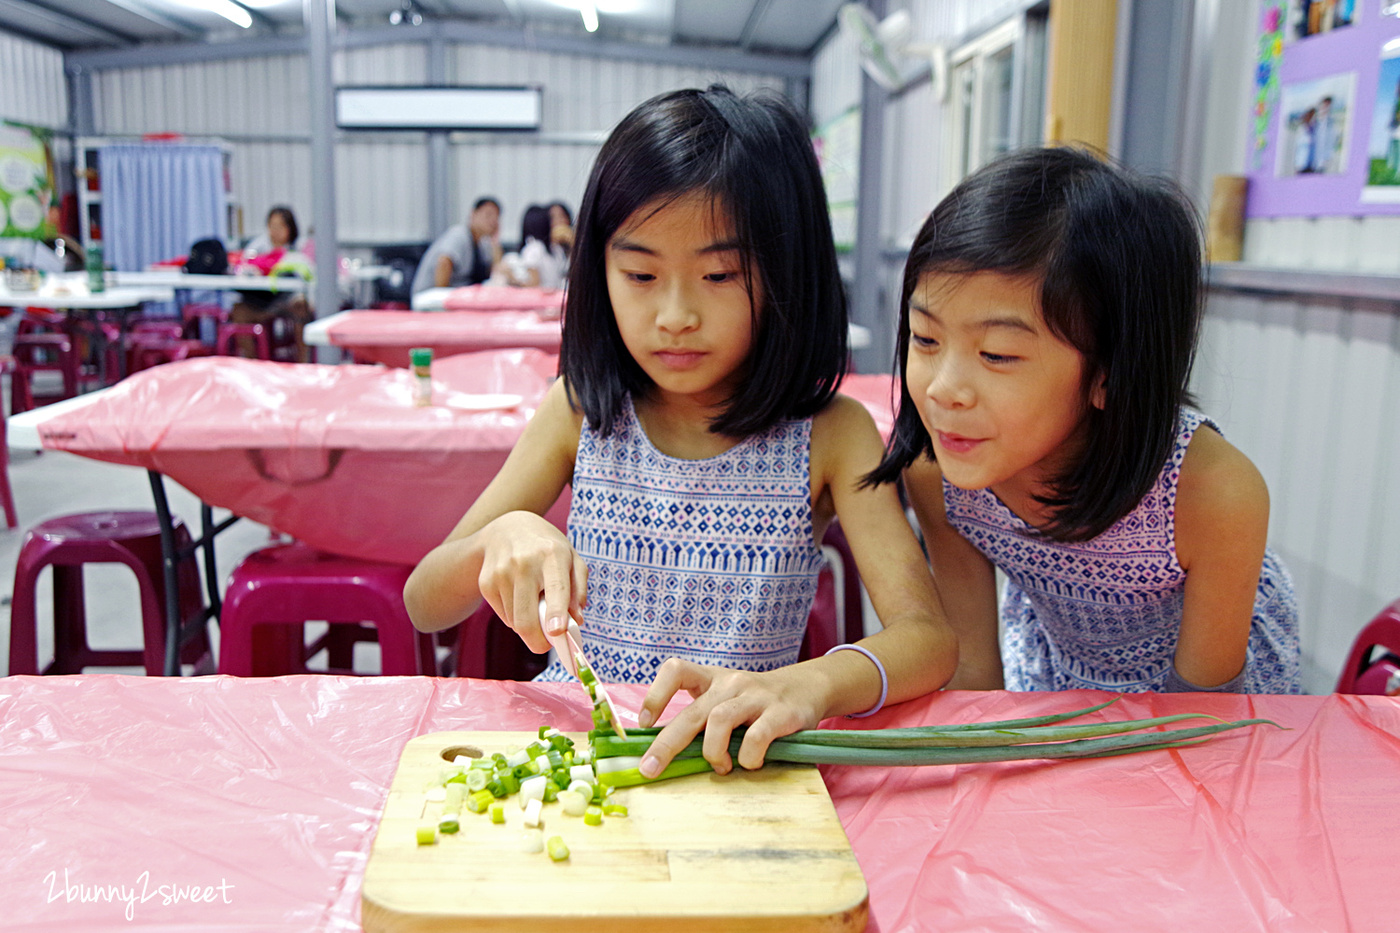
[114,270,309,293]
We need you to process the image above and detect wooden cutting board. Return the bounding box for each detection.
[361,731,868,932]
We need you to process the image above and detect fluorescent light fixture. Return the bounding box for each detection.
[580,1,599,32]
[175,0,253,29]
[336,86,543,131]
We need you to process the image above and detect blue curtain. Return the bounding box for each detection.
[98,143,225,272]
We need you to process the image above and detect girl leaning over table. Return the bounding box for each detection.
[865,147,1301,697]
[404,85,958,782]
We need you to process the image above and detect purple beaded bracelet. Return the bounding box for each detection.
[825,644,889,718]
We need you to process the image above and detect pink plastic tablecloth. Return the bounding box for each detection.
[442,284,565,312]
[35,352,564,566]
[1,677,1395,932]
[34,359,895,566]
[321,310,562,367]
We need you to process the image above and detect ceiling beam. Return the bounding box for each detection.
[68,17,812,78]
[0,0,138,47]
[100,0,205,39]
[738,0,773,51]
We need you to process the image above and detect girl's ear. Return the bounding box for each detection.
[1089,369,1107,410]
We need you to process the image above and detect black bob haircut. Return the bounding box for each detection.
[559,84,848,438]
[520,204,551,246]
[865,146,1204,543]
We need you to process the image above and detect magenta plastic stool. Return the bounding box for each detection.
[1336,598,1400,694]
[8,511,213,675]
[10,332,80,413]
[215,322,271,359]
[217,542,436,676]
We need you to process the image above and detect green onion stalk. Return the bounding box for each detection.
[587,698,1280,788]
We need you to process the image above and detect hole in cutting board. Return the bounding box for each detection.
[440,745,485,762]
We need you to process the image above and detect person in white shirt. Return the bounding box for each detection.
[508,204,568,291]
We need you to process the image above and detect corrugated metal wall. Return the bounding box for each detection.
[87,43,782,244]
[1193,289,1400,692]
[0,29,67,128]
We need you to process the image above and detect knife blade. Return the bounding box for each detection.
[540,599,628,738]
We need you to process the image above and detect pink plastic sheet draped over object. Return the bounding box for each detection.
[440,284,564,312]
[322,310,563,367]
[35,352,562,566]
[2,678,1396,932]
[32,358,894,567]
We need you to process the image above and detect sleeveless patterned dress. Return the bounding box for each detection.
[942,409,1301,694]
[534,395,825,684]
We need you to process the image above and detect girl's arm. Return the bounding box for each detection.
[403,379,585,650]
[634,395,959,777]
[1172,426,1270,687]
[903,456,1004,689]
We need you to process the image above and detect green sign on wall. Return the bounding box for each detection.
[0,121,56,241]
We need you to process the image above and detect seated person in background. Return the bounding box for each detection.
[548,201,574,256]
[503,204,568,291]
[230,205,313,362]
[411,197,502,296]
[242,204,302,259]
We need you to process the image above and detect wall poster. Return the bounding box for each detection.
[1248,0,1400,215]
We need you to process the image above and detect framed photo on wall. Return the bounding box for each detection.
[1249,1,1400,216]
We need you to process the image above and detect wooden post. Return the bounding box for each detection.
[1206,175,1248,263]
[1045,0,1118,152]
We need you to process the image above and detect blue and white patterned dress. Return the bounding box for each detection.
[942,409,1301,694]
[535,395,825,684]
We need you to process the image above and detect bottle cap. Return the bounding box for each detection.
[410,347,433,367]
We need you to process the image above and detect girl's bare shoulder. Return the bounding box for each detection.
[1176,424,1269,547]
[810,393,884,468]
[521,378,586,457]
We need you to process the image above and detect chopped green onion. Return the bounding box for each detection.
[466,789,495,813]
[547,835,570,861]
[443,782,465,812]
[438,814,460,834]
[519,775,546,804]
[583,805,603,826]
[489,801,506,824]
[466,769,488,791]
[559,790,588,817]
[416,823,437,845]
[523,797,544,828]
[602,803,629,818]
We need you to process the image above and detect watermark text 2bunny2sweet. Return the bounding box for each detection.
[43,868,234,922]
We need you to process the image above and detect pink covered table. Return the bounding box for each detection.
[410,284,566,313]
[2,677,1395,931]
[24,351,563,567]
[303,309,563,367]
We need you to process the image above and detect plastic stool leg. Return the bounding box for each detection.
[50,565,88,674]
[8,557,41,675]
